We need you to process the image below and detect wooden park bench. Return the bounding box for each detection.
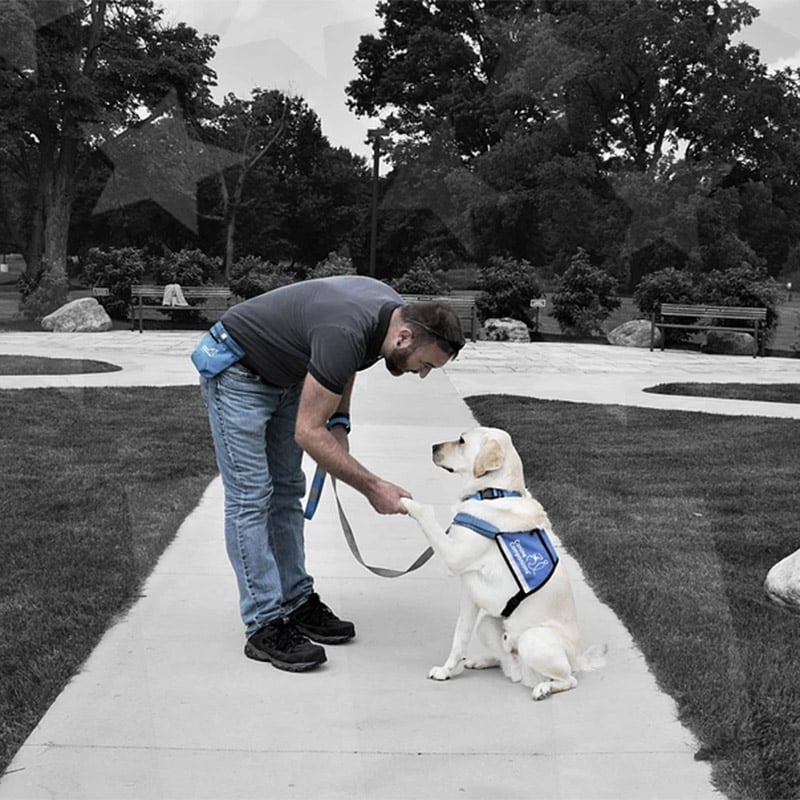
[130,284,236,332]
[650,303,767,358]
[400,292,479,341]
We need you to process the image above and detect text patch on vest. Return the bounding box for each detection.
[496,529,558,597]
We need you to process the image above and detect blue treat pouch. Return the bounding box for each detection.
[191,321,245,378]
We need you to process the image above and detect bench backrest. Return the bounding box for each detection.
[659,303,766,321]
[400,294,478,339]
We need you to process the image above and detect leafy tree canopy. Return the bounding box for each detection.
[346,0,800,281]
[0,0,218,299]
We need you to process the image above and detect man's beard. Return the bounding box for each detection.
[384,346,413,376]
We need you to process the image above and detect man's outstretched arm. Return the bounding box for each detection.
[294,373,410,514]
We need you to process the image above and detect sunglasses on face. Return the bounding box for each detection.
[409,320,463,357]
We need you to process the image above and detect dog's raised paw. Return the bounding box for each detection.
[401,497,427,518]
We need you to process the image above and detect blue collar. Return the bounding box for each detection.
[462,488,522,502]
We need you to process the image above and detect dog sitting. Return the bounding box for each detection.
[402,426,605,700]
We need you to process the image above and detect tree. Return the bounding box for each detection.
[348,0,511,161]
[201,90,287,280]
[202,92,370,270]
[0,0,217,311]
[346,1,800,278]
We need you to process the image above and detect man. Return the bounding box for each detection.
[197,275,464,673]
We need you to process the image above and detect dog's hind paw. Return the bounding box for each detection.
[531,676,578,700]
[531,682,553,700]
[465,657,499,670]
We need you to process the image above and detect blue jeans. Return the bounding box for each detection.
[200,362,313,637]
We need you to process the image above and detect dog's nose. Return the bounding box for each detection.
[432,443,442,456]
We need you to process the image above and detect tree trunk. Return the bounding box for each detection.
[39,132,78,289]
[23,2,104,288]
[225,210,236,282]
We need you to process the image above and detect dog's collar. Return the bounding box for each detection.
[462,488,522,502]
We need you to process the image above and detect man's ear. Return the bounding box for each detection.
[473,437,504,478]
[395,325,414,349]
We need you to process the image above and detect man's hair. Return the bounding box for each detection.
[400,302,465,359]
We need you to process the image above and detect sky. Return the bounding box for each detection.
[157,0,800,161]
[158,0,382,159]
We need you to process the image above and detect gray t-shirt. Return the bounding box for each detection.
[221,276,403,394]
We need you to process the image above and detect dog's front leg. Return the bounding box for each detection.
[401,498,474,573]
[429,589,479,681]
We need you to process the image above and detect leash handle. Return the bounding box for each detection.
[330,476,434,578]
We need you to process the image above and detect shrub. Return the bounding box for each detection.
[309,252,356,279]
[81,247,146,320]
[634,264,782,347]
[633,266,698,345]
[153,249,220,286]
[550,248,620,337]
[391,256,449,295]
[229,256,295,299]
[475,256,542,325]
[633,266,697,315]
[697,264,782,344]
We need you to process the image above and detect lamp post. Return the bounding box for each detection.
[788,282,793,302]
[367,126,388,278]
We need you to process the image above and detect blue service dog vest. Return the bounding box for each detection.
[448,512,559,618]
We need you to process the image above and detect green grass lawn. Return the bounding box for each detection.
[0,386,218,774]
[466,394,800,800]
[645,382,800,403]
[1,374,799,799]
[0,356,121,375]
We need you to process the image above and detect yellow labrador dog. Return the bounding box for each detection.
[402,426,604,700]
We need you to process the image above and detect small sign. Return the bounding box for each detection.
[92,286,110,297]
[530,297,547,308]
[0,263,8,273]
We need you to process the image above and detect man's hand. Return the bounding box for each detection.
[366,480,412,515]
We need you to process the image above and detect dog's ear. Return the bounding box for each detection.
[473,436,504,478]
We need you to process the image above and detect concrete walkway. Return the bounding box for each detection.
[1,332,797,800]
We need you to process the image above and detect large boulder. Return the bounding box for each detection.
[478,317,530,343]
[703,329,755,355]
[41,297,112,333]
[607,319,660,348]
[764,548,800,614]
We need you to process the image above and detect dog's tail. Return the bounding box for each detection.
[574,643,607,673]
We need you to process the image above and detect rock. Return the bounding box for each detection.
[703,329,755,355]
[765,548,800,614]
[607,319,660,348]
[478,317,530,343]
[41,297,112,333]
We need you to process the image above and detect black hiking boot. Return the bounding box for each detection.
[289,592,356,644]
[244,618,327,672]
